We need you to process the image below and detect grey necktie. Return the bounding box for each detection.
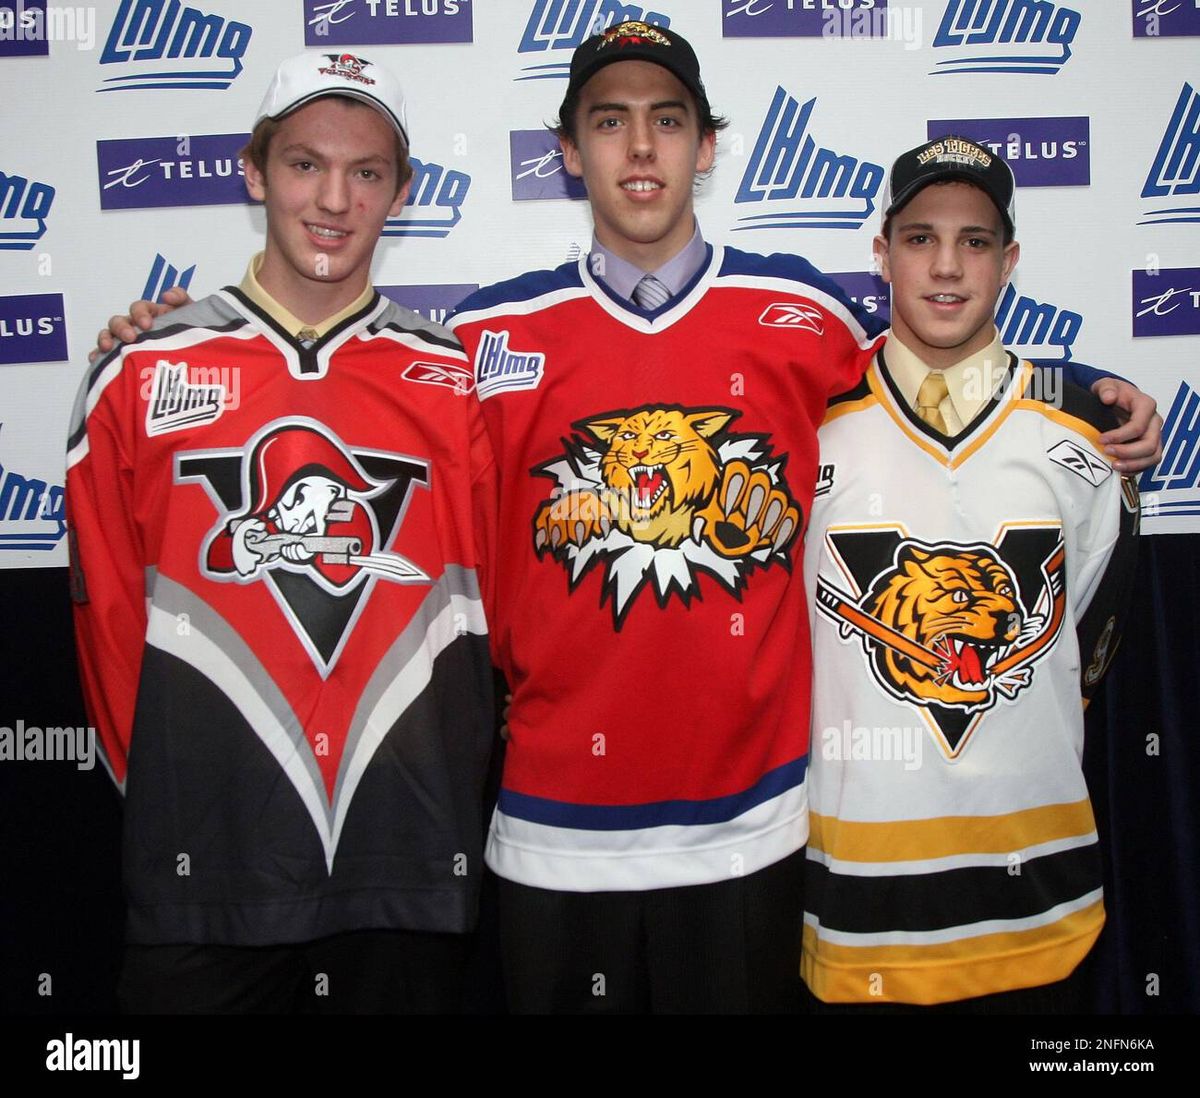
[633,274,671,312]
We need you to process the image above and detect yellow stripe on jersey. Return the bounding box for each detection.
[822,391,877,426]
[802,899,1105,1004]
[810,798,1098,863]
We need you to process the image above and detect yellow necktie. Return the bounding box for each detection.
[915,371,950,435]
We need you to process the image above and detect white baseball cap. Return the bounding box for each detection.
[255,52,409,147]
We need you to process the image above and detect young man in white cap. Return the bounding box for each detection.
[67,53,496,1013]
[801,136,1139,1013]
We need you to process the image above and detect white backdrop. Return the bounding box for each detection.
[1,0,1197,570]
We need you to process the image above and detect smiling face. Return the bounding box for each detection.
[559,60,715,271]
[875,181,1019,370]
[244,96,410,323]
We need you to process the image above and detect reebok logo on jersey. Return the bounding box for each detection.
[817,525,1067,757]
[473,329,545,400]
[532,404,800,629]
[401,360,474,394]
[1047,439,1111,486]
[1140,82,1200,226]
[758,302,824,333]
[931,0,1080,76]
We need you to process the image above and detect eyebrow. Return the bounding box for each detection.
[586,99,691,115]
[278,143,390,166]
[898,221,998,235]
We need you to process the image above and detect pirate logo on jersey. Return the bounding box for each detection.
[176,418,430,674]
[532,404,800,628]
[816,524,1066,757]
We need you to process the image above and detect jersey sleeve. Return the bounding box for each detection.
[65,354,145,788]
[1075,474,1140,703]
[468,392,499,631]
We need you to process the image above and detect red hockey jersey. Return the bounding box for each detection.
[450,245,884,891]
[67,286,497,945]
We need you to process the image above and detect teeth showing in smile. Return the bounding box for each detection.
[308,225,347,239]
[629,463,668,510]
[929,294,963,303]
[622,180,662,192]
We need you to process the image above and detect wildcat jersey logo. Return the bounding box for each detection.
[176,418,430,674]
[532,404,800,628]
[817,525,1066,756]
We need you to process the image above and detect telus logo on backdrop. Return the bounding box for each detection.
[0,292,67,364]
[1140,82,1200,225]
[826,272,891,322]
[931,0,1081,75]
[509,130,588,201]
[96,135,250,210]
[516,1,671,80]
[926,117,1090,186]
[1132,0,1200,38]
[98,0,252,92]
[304,0,472,46]
[1133,267,1200,338]
[0,166,54,250]
[722,0,901,40]
[734,86,884,231]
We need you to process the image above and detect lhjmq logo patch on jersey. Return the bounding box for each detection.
[817,525,1066,757]
[532,404,800,628]
[175,418,430,674]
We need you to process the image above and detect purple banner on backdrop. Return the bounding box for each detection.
[378,283,479,326]
[1133,268,1200,337]
[0,0,49,56]
[723,0,887,37]
[96,134,251,210]
[926,117,1090,186]
[304,0,473,45]
[1132,0,1200,37]
[0,293,67,364]
[510,130,587,201]
[826,271,891,325]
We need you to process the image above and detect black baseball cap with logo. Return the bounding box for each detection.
[562,20,710,117]
[883,136,1016,235]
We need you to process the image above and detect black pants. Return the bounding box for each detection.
[497,849,806,1014]
[119,928,471,1014]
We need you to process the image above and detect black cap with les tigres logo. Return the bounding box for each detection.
[884,135,1016,234]
[564,20,710,114]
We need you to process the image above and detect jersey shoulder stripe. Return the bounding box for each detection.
[368,299,465,358]
[1025,361,1121,437]
[450,261,584,322]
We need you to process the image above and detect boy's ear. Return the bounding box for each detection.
[244,157,267,204]
[1001,239,1020,284]
[560,134,583,180]
[873,233,892,285]
[389,178,412,218]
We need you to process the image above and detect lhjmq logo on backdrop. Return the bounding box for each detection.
[383,157,471,238]
[303,0,472,47]
[735,87,884,231]
[1133,0,1200,38]
[926,117,1090,187]
[98,0,252,92]
[516,0,671,80]
[509,130,587,202]
[1140,382,1200,520]
[1141,82,1200,225]
[0,423,66,554]
[931,0,1080,75]
[142,255,196,305]
[0,166,54,249]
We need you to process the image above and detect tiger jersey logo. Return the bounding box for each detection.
[531,404,800,628]
[816,524,1066,756]
[175,418,430,674]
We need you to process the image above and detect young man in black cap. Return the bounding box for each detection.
[801,136,1140,1012]
[68,53,496,1013]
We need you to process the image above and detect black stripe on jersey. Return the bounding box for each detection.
[806,840,1101,934]
[827,370,872,408]
[1025,362,1121,434]
[877,347,1019,451]
[67,315,249,453]
[369,315,464,356]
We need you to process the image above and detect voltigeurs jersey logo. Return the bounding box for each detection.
[532,404,800,629]
[817,525,1067,757]
[176,418,430,674]
[516,1,671,81]
[931,0,1080,75]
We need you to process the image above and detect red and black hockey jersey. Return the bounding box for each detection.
[66,287,496,946]
[449,245,886,891]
